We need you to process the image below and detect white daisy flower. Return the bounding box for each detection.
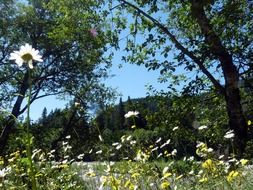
[126,135,132,141]
[77,153,84,160]
[112,142,120,146]
[0,167,10,178]
[162,166,169,174]
[98,135,103,142]
[173,126,179,131]
[155,137,162,144]
[116,144,122,150]
[171,149,177,156]
[124,111,139,118]
[224,130,235,139]
[65,135,71,139]
[198,125,208,130]
[130,140,137,145]
[95,150,102,154]
[9,43,43,69]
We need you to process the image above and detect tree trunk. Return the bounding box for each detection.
[224,83,248,155]
[0,72,29,155]
[190,0,248,155]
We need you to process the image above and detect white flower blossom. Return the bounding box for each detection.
[155,137,162,144]
[77,153,84,160]
[124,111,139,118]
[151,147,158,152]
[95,150,102,154]
[160,139,171,149]
[74,102,81,107]
[187,156,194,162]
[65,135,71,139]
[171,149,177,156]
[157,153,162,158]
[224,130,235,139]
[0,167,10,178]
[116,144,122,150]
[98,135,103,142]
[196,141,205,148]
[219,155,224,159]
[162,166,169,174]
[112,142,120,146]
[130,140,137,145]
[126,135,132,141]
[9,43,43,69]
[121,135,126,142]
[198,125,208,130]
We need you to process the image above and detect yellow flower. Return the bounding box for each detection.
[196,142,209,157]
[163,172,172,179]
[202,159,216,172]
[131,172,140,178]
[135,150,149,162]
[124,179,131,187]
[85,169,96,177]
[227,170,239,182]
[160,181,170,189]
[124,180,137,190]
[240,159,249,166]
[199,177,208,183]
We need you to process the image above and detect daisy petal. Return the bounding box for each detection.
[28,60,33,69]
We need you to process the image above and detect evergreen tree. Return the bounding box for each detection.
[126,96,134,111]
[114,97,126,130]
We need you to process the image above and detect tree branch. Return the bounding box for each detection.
[118,0,225,94]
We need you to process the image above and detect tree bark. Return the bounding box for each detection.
[190,0,248,155]
[0,72,29,155]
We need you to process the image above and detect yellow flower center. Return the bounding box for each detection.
[21,53,33,62]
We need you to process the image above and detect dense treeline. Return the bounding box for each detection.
[12,88,252,161]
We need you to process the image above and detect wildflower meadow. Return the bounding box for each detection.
[0,0,253,190]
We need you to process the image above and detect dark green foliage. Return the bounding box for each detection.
[92,92,233,160]
[0,0,116,153]
[110,0,253,156]
[30,105,95,160]
[114,98,126,130]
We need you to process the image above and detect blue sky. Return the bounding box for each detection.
[105,63,168,100]
[28,4,170,120]
[29,62,168,120]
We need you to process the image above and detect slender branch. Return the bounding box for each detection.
[19,91,66,115]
